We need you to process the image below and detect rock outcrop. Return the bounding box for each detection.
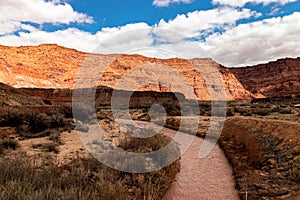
[230,58,300,97]
[0,44,299,100]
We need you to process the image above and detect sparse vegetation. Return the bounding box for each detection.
[0,108,24,127]
[0,144,179,200]
[166,106,181,116]
[0,138,19,154]
[252,108,271,116]
[0,105,180,200]
[0,156,128,200]
[42,143,60,153]
[0,107,74,140]
[219,118,300,199]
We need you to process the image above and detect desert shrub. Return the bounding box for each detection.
[120,130,172,153]
[166,106,181,116]
[0,152,179,200]
[0,107,74,136]
[58,103,73,118]
[242,111,252,116]
[199,107,211,116]
[32,143,43,149]
[290,156,300,182]
[226,108,235,116]
[274,108,293,114]
[23,111,49,133]
[49,112,65,129]
[253,108,271,116]
[234,107,252,116]
[0,108,24,126]
[19,129,56,140]
[0,156,128,200]
[43,143,59,154]
[0,138,19,151]
[48,131,62,144]
[31,142,60,153]
[117,126,181,195]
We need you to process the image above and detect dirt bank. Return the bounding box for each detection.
[220,117,300,200]
[162,116,300,199]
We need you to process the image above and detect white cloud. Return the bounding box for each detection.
[153,0,193,7]
[154,8,260,41]
[0,23,153,53]
[269,7,281,15]
[202,11,300,66]
[0,0,93,35]
[0,5,299,67]
[21,24,39,32]
[212,0,297,7]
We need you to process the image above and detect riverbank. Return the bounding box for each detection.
[162,116,300,199]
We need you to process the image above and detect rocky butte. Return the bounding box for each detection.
[0,44,299,101]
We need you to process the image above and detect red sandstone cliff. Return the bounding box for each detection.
[230,58,300,97]
[0,44,298,100]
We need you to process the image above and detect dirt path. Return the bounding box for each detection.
[120,120,239,200]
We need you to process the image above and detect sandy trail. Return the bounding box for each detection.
[120,120,239,200]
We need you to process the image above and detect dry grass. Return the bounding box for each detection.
[0,151,179,200]
[0,155,128,200]
[0,138,19,154]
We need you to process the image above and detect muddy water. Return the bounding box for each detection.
[162,133,239,200]
[120,120,240,200]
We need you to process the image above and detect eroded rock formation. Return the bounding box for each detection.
[0,44,299,100]
[230,58,300,97]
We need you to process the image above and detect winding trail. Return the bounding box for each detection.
[125,120,240,200]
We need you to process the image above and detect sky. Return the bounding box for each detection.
[0,0,300,66]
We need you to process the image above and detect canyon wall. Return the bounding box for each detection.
[230,58,300,97]
[0,44,299,100]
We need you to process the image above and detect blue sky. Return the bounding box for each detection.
[63,0,299,32]
[0,0,300,66]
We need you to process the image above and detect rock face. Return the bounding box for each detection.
[230,57,300,97]
[0,44,299,100]
[0,83,44,107]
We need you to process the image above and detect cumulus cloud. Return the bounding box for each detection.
[0,23,153,53]
[0,5,299,67]
[154,8,260,41]
[212,0,297,7]
[202,11,300,66]
[0,0,93,35]
[152,0,194,7]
